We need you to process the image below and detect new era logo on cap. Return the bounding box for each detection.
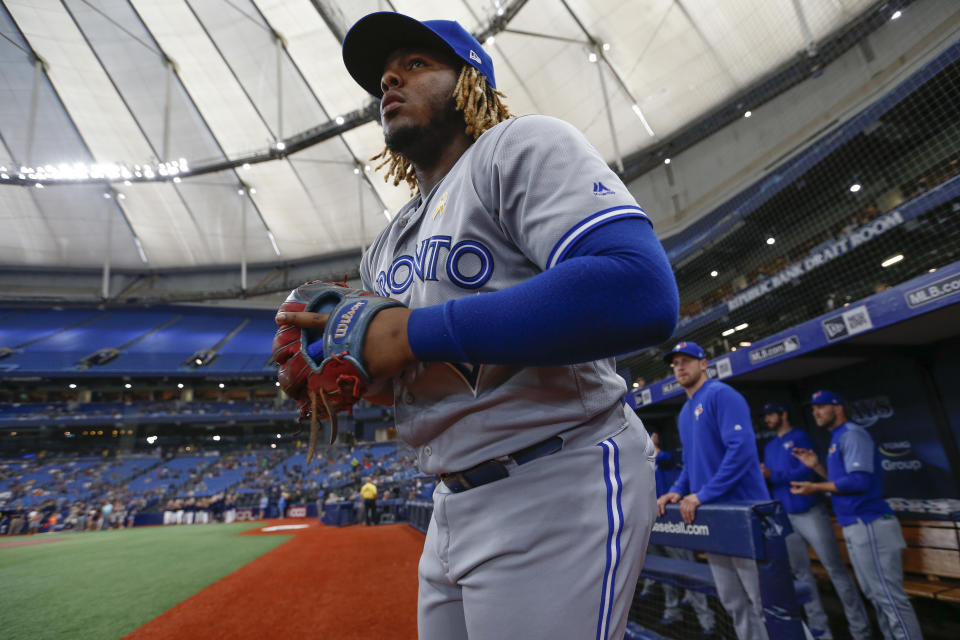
[469,50,481,63]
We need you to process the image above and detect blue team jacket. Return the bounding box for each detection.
[827,422,892,526]
[763,428,819,514]
[669,379,769,504]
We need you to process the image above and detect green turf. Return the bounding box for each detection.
[0,523,291,639]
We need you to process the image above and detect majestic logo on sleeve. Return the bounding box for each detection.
[375,235,495,295]
[593,182,615,196]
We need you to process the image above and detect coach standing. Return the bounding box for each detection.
[761,402,871,640]
[657,342,771,640]
[791,390,922,640]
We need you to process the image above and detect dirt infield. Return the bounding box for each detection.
[125,521,424,639]
[0,535,69,549]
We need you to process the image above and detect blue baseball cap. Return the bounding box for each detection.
[342,12,496,98]
[763,402,787,414]
[663,341,706,364]
[806,390,844,406]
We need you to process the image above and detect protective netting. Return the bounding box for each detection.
[629,574,736,639]
[621,43,960,388]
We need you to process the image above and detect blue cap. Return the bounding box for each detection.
[342,12,496,98]
[663,341,706,364]
[763,402,786,414]
[805,390,844,406]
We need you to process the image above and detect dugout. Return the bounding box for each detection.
[631,263,960,509]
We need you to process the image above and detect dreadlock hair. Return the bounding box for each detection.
[371,65,513,194]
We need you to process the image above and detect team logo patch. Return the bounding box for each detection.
[469,50,481,63]
[783,440,794,450]
[828,443,837,455]
[593,182,615,196]
[694,404,703,420]
[432,192,448,219]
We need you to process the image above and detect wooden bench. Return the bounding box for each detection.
[808,517,960,601]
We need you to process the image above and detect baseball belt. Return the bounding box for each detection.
[440,435,564,494]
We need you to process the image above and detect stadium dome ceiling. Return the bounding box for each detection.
[1,0,876,272]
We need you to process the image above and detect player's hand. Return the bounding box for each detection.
[761,463,770,480]
[792,447,819,469]
[275,306,416,380]
[680,493,701,524]
[656,492,681,517]
[790,481,817,496]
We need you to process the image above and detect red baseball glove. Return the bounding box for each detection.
[272,281,404,463]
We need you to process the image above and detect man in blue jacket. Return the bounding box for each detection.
[761,402,870,639]
[791,390,922,640]
[657,342,770,640]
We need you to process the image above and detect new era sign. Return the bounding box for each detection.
[822,305,873,342]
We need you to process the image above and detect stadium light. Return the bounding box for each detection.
[744,111,752,118]
[275,381,280,387]
[664,158,671,165]
[124,383,132,389]
[849,183,861,193]
[212,435,221,441]
[739,341,752,347]
[881,254,904,268]
[335,116,345,125]
[929,268,937,273]
[271,443,277,449]
[710,270,718,277]
[722,328,736,336]
[588,52,598,63]
[68,383,77,389]
[766,237,775,245]
[276,433,282,439]
[218,383,225,389]
[485,36,495,46]
[891,10,902,20]
[735,322,749,331]
[177,383,184,389]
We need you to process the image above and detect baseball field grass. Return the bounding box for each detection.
[0,523,290,639]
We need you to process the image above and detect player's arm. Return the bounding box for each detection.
[694,390,762,504]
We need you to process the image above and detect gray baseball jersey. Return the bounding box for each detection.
[360,114,650,474]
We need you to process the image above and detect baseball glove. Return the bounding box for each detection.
[273,281,404,463]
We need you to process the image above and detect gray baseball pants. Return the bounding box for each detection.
[842,516,923,640]
[705,553,770,640]
[417,418,657,640]
[787,503,871,640]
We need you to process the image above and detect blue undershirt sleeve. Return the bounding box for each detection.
[407,217,678,365]
[834,471,872,494]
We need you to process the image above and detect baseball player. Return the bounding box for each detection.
[761,402,871,640]
[791,390,923,640]
[656,341,771,640]
[274,11,679,640]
